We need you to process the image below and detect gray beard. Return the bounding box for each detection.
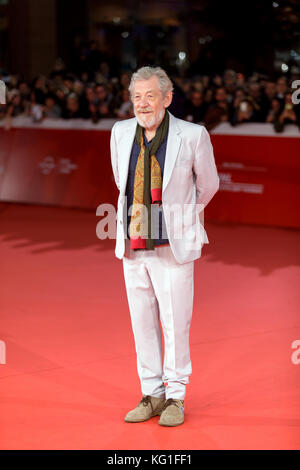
[134,107,165,129]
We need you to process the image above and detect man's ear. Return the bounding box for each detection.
[164,91,173,108]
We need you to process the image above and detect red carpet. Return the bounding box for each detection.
[0,202,299,450]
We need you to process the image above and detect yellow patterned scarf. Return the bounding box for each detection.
[129,110,169,250]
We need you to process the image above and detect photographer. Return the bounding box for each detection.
[230,96,257,126]
[265,98,283,124]
[184,89,208,124]
[274,91,299,133]
[203,86,230,130]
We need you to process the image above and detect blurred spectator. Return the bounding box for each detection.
[203,87,230,130]
[63,74,76,95]
[261,81,277,118]
[80,70,92,85]
[212,74,223,88]
[32,75,48,104]
[5,90,24,117]
[275,77,288,106]
[274,91,300,132]
[115,89,134,119]
[203,87,214,108]
[94,83,115,118]
[18,80,31,103]
[119,72,131,91]
[230,97,256,126]
[80,85,97,119]
[229,87,246,125]
[73,80,84,97]
[236,72,246,88]
[96,62,111,83]
[30,89,44,122]
[264,81,277,102]
[43,93,62,119]
[61,93,82,119]
[247,82,267,121]
[223,69,237,101]
[202,75,210,89]
[0,52,299,133]
[55,87,67,110]
[184,90,207,123]
[266,98,283,124]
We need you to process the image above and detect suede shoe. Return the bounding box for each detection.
[124,395,166,423]
[158,398,185,426]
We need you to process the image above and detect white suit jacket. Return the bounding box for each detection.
[110,110,219,264]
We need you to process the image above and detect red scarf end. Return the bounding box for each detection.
[151,188,162,205]
[130,236,147,250]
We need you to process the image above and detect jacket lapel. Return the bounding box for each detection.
[118,110,182,195]
[118,120,136,195]
[163,111,182,193]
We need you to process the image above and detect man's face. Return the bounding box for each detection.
[96,86,107,101]
[265,82,276,98]
[86,87,95,101]
[236,90,244,100]
[132,76,172,129]
[216,88,227,102]
[249,84,261,98]
[191,92,203,107]
[67,97,79,112]
[277,78,287,95]
[45,97,55,108]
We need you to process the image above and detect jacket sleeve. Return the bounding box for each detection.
[192,125,219,210]
[110,122,120,191]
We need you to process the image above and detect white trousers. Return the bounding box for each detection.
[122,241,194,400]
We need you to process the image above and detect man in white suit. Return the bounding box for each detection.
[110,66,219,426]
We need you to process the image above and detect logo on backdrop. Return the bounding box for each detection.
[38,156,78,175]
[218,171,264,194]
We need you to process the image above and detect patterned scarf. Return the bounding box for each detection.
[129,110,169,250]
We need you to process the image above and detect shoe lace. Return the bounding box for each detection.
[161,398,182,412]
[139,395,153,410]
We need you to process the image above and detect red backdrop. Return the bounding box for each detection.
[0,123,299,228]
[0,127,117,209]
[209,133,300,228]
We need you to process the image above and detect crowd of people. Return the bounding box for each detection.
[1,53,300,133]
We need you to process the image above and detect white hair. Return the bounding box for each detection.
[128,66,174,99]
